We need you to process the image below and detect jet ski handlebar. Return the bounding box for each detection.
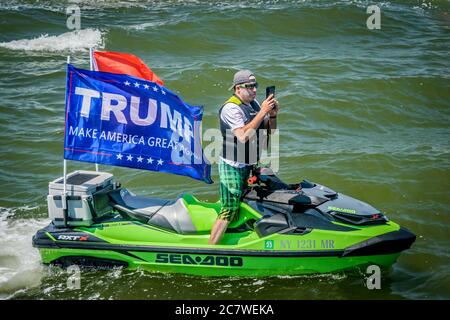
[247,166,290,190]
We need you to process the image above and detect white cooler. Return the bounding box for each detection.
[48,170,114,227]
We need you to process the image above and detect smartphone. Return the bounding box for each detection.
[266,86,276,99]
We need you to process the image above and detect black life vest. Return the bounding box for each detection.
[219,95,266,165]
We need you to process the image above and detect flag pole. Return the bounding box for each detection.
[62,55,70,227]
[89,47,99,172]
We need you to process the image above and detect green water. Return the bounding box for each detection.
[0,0,449,300]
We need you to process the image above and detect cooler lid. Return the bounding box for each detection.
[49,170,114,193]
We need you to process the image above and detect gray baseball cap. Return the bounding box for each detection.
[228,69,256,90]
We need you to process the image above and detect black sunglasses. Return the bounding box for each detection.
[238,82,259,89]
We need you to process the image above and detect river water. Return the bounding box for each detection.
[0,0,449,300]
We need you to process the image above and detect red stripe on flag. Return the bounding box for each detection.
[64,148,112,156]
[168,162,194,169]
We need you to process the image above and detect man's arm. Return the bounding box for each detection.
[233,95,276,143]
[233,111,267,143]
[233,94,277,143]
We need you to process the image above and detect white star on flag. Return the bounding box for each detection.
[116,153,123,160]
[124,81,130,86]
[147,157,154,164]
[157,159,164,165]
[137,156,143,162]
[134,82,140,88]
[161,89,166,95]
[127,154,133,161]
[153,86,159,92]
[143,84,149,89]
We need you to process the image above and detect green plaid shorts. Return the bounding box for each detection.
[218,159,253,222]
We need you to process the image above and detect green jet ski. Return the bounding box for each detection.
[32,168,415,276]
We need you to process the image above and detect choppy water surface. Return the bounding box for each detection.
[0,0,449,300]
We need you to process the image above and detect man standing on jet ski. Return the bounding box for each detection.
[209,70,279,245]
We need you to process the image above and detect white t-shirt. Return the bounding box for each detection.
[220,101,268,168]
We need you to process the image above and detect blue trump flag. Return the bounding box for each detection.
[64,64,213,184]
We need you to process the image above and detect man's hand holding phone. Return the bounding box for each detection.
[264,85,278,117]
[261,94,276,115]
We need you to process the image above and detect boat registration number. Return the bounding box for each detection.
[265,239,335,249]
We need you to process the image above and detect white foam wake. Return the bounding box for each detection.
[0,28,104,53]
[0,207,50,299]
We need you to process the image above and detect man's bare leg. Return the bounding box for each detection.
[208,218,230,245]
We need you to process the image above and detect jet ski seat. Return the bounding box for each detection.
[151,197,197,234]
[108,188,170,215]
[108,188,198,234]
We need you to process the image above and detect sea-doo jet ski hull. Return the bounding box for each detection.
[33,170,415,276]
